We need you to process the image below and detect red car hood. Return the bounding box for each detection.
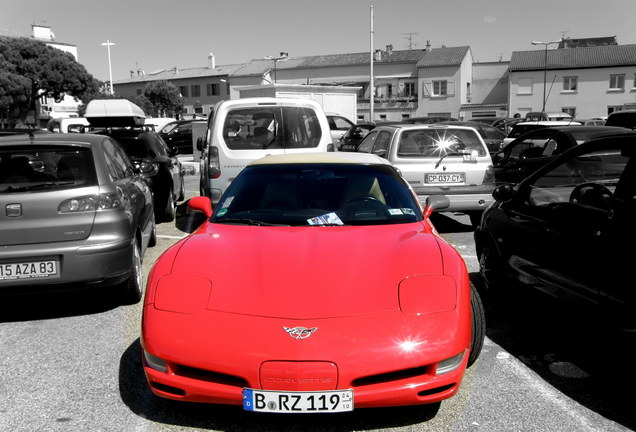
[167,223,444,319]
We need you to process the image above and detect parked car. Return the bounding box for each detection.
[0,133,155,304]
[436,120,507,155]
[576,119,606,126]
[491,117,524,134]
[604,109,636,130]
[85,99,185,222]
[523,111,574,122]
[338,121,402,152]
[157,119,205,155]
[356,123,495,226]
[493,125,635,184]
[0,128,49,137]
[326,113,355,144]
[475,133,636,329]
[502,120,581,147]
[401,116,457,124]
[141,152,485,410]
[198,98,335,204]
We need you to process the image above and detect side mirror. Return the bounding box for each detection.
[176,196,213,233]
[423,194,450,219]
[188,196,213,218]
[492,184,515,202]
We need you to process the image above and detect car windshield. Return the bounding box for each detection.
[212,163,422,226]
[109,133,155,158]
[0,145,96,193]
[397,128,487,158]
[222,106,322,150]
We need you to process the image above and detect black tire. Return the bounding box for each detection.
[162,189,176,222]
[467,282,486,367]
[148,215,157,247]
[121,239,142,305]
[178,179,185,201]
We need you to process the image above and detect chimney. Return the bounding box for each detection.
[208,52,216,69]
[374,49,383,61]
[425,40,431,51]
[386,44,393,56]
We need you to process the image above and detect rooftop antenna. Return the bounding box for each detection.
[401,32,419,49]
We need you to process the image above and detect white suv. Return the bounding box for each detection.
[199,98,334,203]
[357,124,496,226]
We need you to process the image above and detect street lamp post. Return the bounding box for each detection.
[101,40,116,95]
[531,40,560,112]
[264,52,288,84]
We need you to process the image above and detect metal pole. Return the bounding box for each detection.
[542,45,547,112]
[370,5,374,121]
[101,40,115,95]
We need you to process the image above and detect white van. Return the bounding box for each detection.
[199,98,335,203]
[46,117,90,133]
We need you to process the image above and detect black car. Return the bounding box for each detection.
[97,128,184,222]
[86,99,185,223]
[339,122,380,151]
[158,119,205,155]
[493,126,635,184]
[436,120,506,155]
[475,133,636,328]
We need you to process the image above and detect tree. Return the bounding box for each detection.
[0,36,100,126]
[143,80,184,118]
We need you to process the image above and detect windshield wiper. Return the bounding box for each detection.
[215,218,287,226]
[434,150,462,169]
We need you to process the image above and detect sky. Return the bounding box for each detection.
[2,0,636,83]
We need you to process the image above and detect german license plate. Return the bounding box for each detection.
[243,388,353,413]
[0,260,58,280]
[425,173,465,184]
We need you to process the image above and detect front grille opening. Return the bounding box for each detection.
[351,365,430,387]
[151,382,186,396]
[176,365,249,388]
[418,383,455,397]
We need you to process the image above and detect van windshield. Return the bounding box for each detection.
[222,106,322,150]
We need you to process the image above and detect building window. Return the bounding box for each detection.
[191,85,201,97]
[379,114,387,120]
[608,105,622,115]
[518,78,533,95]
[432,80,447,96]
[563,76,577,92]
[401,113,410,120]
[207,83,219,96]
[386,84,393,98]
[179,86,188,98]
[609,74,625,91]
[404,82,416,98]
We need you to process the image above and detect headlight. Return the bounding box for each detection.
[436,351,464,375]
[143,350,168,373]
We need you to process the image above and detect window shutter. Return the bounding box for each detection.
[447,80,455,96]
[422,81,432,98]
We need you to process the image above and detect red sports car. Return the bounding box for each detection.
[141,152,484,413]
